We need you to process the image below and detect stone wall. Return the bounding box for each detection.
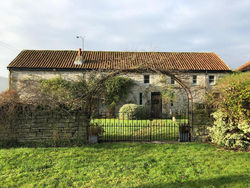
[0,110,88,144]
[9,70,228,114]
[192,106,214,142]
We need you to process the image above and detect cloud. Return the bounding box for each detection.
[0,0,250,77]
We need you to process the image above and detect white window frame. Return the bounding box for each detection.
[192,75,197,85]
[208,75,215,85]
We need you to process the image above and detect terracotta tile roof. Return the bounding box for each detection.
[235,61,250,71]
[8,50,231,71]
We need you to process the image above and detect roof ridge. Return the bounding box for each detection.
[21,49,215,54]
[21,49,77,52]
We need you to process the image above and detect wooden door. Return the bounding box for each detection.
[151,92,162,118]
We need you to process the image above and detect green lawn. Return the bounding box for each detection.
[92,118,188,141]
[0,143,249,187]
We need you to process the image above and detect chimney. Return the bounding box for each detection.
[78,48,82,56]
[74,48,84,65]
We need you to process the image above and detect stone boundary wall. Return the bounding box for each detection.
[0,110,88,143]
[0,104,215,144]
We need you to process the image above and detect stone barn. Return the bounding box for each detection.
[7,49,231,116]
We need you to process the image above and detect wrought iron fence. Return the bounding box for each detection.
[91,111,191,142]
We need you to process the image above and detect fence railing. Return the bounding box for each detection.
[91,112,191,142]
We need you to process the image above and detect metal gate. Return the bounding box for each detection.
[91,112,191,142]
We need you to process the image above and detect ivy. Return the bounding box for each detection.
[104,76,134,107]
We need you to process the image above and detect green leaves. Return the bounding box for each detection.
[119,104,145,120]
[38,74,134,116]
[39,75,99,113]
[207,72,250,150]
[104,76,133,106]
[40,77,81,110]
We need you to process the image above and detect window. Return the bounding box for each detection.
[208,75,215,85]
[139,93,143,105]
[192,75,197,85]
[170,77,175,85]
[144,75,150,84]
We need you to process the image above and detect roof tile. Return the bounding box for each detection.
[8,50,231,71]
[235,61,250,71]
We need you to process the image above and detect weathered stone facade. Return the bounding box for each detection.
[0,110,87,143]
[9,70,228,115]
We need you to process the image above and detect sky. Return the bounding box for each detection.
[0,0,250,78]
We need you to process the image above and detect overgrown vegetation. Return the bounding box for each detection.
[103,76,134,115]
[0,72,133,144]
[39,73,133,115]
[0,89,20,125]
[0,143,249,187]
[207,72,250,150]
[0,72,133,119]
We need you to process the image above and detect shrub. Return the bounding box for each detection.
[0,89,20,125]
[207,72,250,150]
[208,110,249,150]
[0,89,19,106]
[119,104,145,120]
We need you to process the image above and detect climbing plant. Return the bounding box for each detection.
[37,73,134,117]
[39,74,99,114]
[104,76,134,114]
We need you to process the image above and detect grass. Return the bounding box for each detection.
[92,118,188,141]
[0,142,249,187]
